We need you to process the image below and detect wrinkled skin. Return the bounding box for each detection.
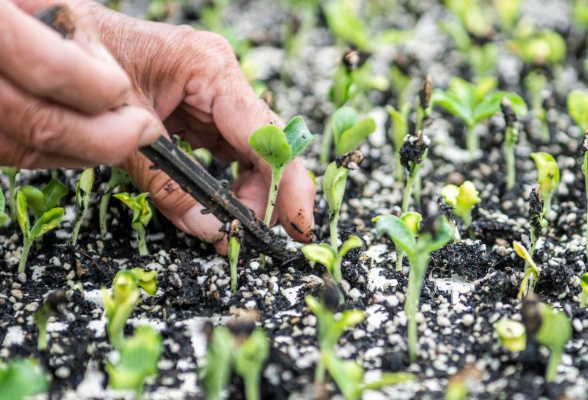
[0,0,316,254]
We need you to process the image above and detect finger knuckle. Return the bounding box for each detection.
[12,146,40,170]
[24,103,61,149]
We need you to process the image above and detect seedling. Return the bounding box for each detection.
[71,168,94,246]
[228,220,243,293]
[494,0,522,33]
[535,303,572,382]
[301,235,363,283]
[501,99,520,189]
[233,329,269,400]
[248,116,316,266]
[178,141,214,167]
[106,325,162,400]
[100,166,132,237]
[494,319,526,352]
[323,0,406,51]
[400,130,429,211]
[386,102,411,181]
[322,351,415,400]
[0,358,47,400]
[331,107,376,156]
[322,49,387,163]
[374,214,453,362]
[33,303,54,351]
[508,29,566,66]
[513,241,541,299]
[16,190,64,273]
[441,1,497,78]
[114,193,153,256]
[416,75,432,132]
[306,282,365,388]
[373,212,421,272]
[0,188,8,227]
[19,177,68,220]
[441,181,481,229]
[570,91,588,132]
[200,325,235,400]
[525,71,549,141]
[323,151,363,249]
[102,270,141,348]
[0,166,19,221]
[432,77,527,157]
[33,290,67,351]
[530,152,559,220]
[528,186,547,255]
[580,273,588,308]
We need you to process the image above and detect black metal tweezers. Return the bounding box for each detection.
[141,138,295,264]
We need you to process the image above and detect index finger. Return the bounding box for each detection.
[0,0,130,114]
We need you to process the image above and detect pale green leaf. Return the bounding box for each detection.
[339,235,363,258]
[30,208,64,239]
[283,116,316,160]
[373,215,416,257]
[323,162,349,218]
[301,243,337,270]
[567,90,588,131]
[336,116,376,155]
[536,304,572,351]
[41,178,69,210]
[248,125,292,171]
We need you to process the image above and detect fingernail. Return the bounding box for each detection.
[139,122,162,146]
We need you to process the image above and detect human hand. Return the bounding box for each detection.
[0,0,161,169]
[94,8,316,254]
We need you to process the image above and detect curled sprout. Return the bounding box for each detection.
[248,116,316,266]
[71,168,94,246]
[323,151,364,250]
[301,235,363,284]
[441,181,481,229]
[114,193,153,256]
[374,213,453,362]
[530,152,559,220]
[513,241,541,299]
[494,318,526,352]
